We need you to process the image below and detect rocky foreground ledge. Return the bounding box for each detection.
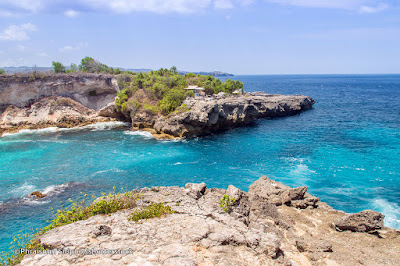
[20,176,400,265]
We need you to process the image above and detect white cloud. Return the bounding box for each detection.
[214,0,234,9]
[59,42,88,52]
[84,0,212,14]
[265,0,389,13]
[0,0,390,15]
[0,23,37,41]
[36,51,48,57]
[1,0,47,13]
[17,44,26,51]
[359,3,388,14]
[64,9,79,17]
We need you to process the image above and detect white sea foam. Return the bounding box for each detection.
[288,163,316,178]
[11,182,36,196]
[2,127,59,137]
[124,130,154,139]
[372,198,400,229]
[83,121,130,131]
[1,122,130,138]
[41,182,75,196]
[173,162,182,165]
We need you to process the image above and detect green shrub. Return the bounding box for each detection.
[219,194,236,212]
[128,203,175,222]
[0,68,5,75]
[52,61,66,73]
[142,103,160,115]
[41,190,139,234]
[158,88,186,114]
[1,189,140,265]
[114,67,243,115]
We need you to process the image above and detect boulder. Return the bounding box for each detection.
[185,182,207,199]
[98,102,123,118]
[29,191,47,199]
[249,176,319,208]
[334,210,385,232]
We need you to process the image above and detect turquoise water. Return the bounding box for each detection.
[1,74,400,253]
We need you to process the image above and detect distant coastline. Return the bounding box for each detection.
[0,66,234,77]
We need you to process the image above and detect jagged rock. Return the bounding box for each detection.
[29,191,47,199]
[185,182,207,199]
[19,179,400,266]
[98,102,123,118]
[296,239,332,253]
[227,185,243,201]
[0,96,112,132]
[249,176,319,208]
[334,210,385,232]
[153,94,315,138]
[0,73,118,111]
[92,225,112,237]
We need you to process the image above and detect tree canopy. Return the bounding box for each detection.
[52,61,66,73]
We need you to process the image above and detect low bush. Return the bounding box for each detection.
[128,203,175,222]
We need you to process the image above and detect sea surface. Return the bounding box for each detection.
[1,74,399,253]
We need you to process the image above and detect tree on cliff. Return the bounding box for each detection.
[79,56,112,73]
[170,66,177,74]
[0,68,5,75]
[52,61,66,73]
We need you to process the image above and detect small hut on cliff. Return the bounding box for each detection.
[185,85,205,97]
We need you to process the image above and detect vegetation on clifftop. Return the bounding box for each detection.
[115,67,243,115]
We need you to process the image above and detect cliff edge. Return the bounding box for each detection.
[19,176,400,265]
[136,92,315,138]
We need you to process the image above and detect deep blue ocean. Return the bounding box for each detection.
[0,74,399,253]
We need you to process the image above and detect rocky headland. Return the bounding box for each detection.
[19,176,400,265]
[0,74,315,138]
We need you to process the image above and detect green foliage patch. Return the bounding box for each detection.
[1,189,140,265]
[219,194,236,212]
[128,203,175,222]
[114,68,243,115]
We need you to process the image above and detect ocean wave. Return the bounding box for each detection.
[3,182,83,209]
[41,182,81,196]
[2,127,59,138]
[372,198,400,229]
[10,182,37,197]
[124,130,154,139]
[1,122,130,138]
[81,121,130,131]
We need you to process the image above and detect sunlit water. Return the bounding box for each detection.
[0,74,399,253]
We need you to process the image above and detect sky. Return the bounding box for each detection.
[0,0,399,74]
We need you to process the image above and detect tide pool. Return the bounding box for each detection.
[1,74,399,253]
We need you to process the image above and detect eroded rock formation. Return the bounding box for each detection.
[152,93,315,138]
[19,176,400,265]
[0,96,114,134]
[0,73,119,113]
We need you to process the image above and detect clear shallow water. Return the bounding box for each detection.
[0,74,399,253]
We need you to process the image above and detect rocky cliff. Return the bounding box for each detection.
[151,93,315,138]
[19,176,400,265]
[0,73,119,113]
[0,74,315,138]
[0,96,116,134]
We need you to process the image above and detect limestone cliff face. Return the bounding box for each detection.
[0,73,119,113]
[153,93,315,138]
